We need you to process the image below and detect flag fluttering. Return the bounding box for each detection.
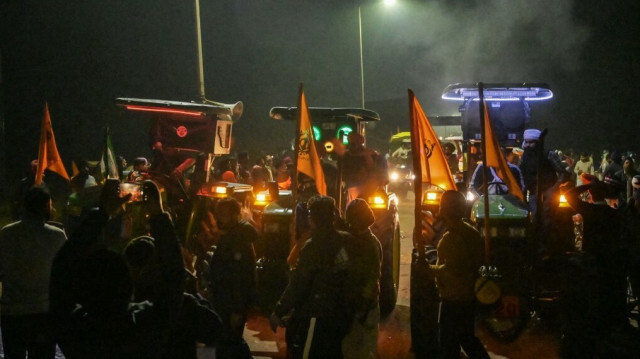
[99,127,119,180]
[71,161,79,178]
[408,90,457,192]
[482,101,524,201]
[295,85,326,195]
[35,103,69,185]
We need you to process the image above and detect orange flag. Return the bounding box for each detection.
[482,101,524,201]
[295,86,326,195]
[35,103,69,185]
[408,90,457,192]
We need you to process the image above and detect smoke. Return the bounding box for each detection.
[388,0,589,112]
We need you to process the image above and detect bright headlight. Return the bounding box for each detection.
[254,192,271,207]
[368,195,387,209]
[558,194,569,208]
[466,191,477,202]
[390,172,400,181]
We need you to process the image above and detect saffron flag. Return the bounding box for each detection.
[71,161,79,178]
[408,90,457,192]
[482,101,524,201]
[295,87,326,195]
[35,103,69,185]
[99,127,119,180]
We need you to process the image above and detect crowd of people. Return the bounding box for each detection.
[0,130,392,359]
[1,124,639,359]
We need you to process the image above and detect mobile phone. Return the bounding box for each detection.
[119,182,144,202]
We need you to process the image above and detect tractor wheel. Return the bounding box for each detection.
[379,224,401,319]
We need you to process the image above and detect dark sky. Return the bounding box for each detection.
[1,0,639,182]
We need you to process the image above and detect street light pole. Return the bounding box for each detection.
[358,6,365,109]
[194,0,206,102]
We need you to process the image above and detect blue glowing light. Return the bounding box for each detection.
[441,85,553,102]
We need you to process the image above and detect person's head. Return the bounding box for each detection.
[442,142,455,156]
[77,249,133,317]
[274,158,287,172]
[117,156,127,172]
[522,129,541,149]
[347,132,365,150]
[214,198,241,230]
[23,186,52,221]
[345,198,375,231]
[133,157,149,172]
[76,159,90,174]
[438,190,466,224]
[611,151,622,164]
[624,157,635,172]
[588,182,607,202]
[307,195,336,229]
[580,152,589,162]
[238,151,249,166]
[229,157,238,169]
[124,236,158,300]
[298,173,318,194]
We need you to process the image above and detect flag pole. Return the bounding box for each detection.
[479,82,491,265]
[409,90,423,252]
[292,84,303,199]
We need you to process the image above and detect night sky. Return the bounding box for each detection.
[1,0,639,183]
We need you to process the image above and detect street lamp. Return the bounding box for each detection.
[358,1,396,109]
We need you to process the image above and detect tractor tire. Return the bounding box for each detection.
[379,224,401,319]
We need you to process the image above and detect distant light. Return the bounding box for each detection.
[384,0,397,6]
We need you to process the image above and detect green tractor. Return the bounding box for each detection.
[254,107,401,318]
[411,83,556,355]
[447,83,553,340]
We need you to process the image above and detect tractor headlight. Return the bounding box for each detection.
[254,192,271,207]
[423,191,442,205]
[368,193,388,209]
[390,171,400,181]
[211,185,230,198]
[558,194,569,208]
[466,191,477,202]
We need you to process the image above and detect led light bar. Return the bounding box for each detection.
[441,83,553,102]
[124,105,204,117]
